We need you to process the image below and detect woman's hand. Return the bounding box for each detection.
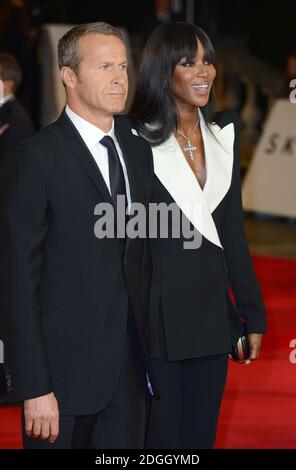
[244,333,263,364]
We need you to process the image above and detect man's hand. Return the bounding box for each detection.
[24,392,59,443]
[244,333,263,365]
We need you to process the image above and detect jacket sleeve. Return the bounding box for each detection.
[0,143,53,402]
[219,113,267,334]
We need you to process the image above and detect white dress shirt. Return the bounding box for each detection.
[0,94,15,108]
[65,105,131,209]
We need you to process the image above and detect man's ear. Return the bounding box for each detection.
[60,66,77,89]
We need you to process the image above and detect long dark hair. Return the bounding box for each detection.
[129,22,217,145]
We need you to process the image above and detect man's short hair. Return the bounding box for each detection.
[58,22,123,74]
[0,53,22,92]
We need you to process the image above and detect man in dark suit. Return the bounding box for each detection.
[0,53,34,160]
[0,22,153,448]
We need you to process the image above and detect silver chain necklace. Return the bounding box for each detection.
[176,118,200,161]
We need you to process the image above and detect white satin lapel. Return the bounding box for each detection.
[200,110,235,213]
[152,114,235,248]
[152,134,223,248]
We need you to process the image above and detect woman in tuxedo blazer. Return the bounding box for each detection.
[130,22,266,449]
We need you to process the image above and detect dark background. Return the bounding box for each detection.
[21,0,295,68]
[1,0,295,128]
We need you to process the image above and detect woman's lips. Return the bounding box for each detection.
[191,83,210,96]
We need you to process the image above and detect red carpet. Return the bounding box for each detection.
[1,255,296,449]
[215,255,296,448]
[0,405,22,448]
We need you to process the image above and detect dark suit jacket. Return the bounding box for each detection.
[0,97,34,160]
[148,110,266,361]
[0,111,153,414]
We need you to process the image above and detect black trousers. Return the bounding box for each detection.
[146,353,228,449]
[22,312,148,449]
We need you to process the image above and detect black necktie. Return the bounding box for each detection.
[100,136,127,245]
[100,135,127,209]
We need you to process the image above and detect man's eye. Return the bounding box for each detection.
[120,64,128,71]
[99,64,109,69]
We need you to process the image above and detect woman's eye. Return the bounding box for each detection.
[180,61,194,67]
[204,60,212,65]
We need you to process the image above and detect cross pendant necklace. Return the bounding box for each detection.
[176,118,199,161]
[182,139,198,161]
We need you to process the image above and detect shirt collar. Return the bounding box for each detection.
[65,105,115,150]
[0,94,15,108]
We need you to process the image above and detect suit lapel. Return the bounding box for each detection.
[114,118,149,206]
[114,119,146,253]
[200,110,234,213]
[152,112,235,248]
[0,98,16,122]
[56,110,113,205]
[114,128,136,204]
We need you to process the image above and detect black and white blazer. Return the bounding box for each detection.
[148,110,266,361]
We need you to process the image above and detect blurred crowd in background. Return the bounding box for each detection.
[0,0,295,171]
